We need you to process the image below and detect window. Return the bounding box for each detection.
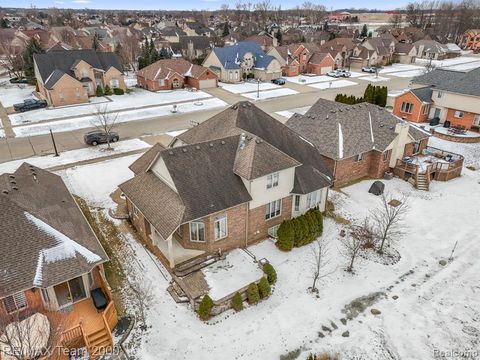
[190,221,205,242]
[383,150,390,161]
[2,292,27,313]
[437,91,443,98]
[454,110,464,118]
[172,79,180,88]
[268,224,280,238]
[132,205,139,217]
[294,195,301,212]
[81,69,88,78]
[59,91,65,102]
[266,172,279,189]
[306,190,322,209]
[110,78,119,88]
[159,79,165,86]
[54,276,87,308]
[214,215,228,240]
[75,88,80,99]
[422,104,430,115]
[400,102,414,114]
[354,153,363,162]
[41,288,50,304]
[413,142,420,154]
[88,272,94,287]
[265,199,282,220]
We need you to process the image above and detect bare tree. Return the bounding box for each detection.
[309,237,335,293]
[91,105,119,150]
[371,193,409,254]
[130,278,154,331]
[339,231,364,273]
[0,31,24,78]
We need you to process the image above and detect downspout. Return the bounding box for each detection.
[245,202,249,248]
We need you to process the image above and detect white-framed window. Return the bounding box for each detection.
[294,195,300,212]
[3,292,28,313]
[454,110,464,118]
[190,221,205,242]
[265,199,282,220]
[473,114,480,126]
[437,91,443,98]
[214,215,228,240]
[41,288,50,304]
[413,142,421,154]
[268,224,280,238]
[172,79,180,88]
[159,79,165,86]
[354,153,363,162]
[132,205,139,217]
[110,78,119,88]
[400,102,414,114]
[81,69,88,78]
[306,190,322,209]
[422,104,430,115]
[75,87,80,99]
[266,172,279,189]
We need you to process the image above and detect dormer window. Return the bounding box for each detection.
[266,172,279,189]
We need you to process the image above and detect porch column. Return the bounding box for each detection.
[166,236,175,268]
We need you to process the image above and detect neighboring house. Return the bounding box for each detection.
[161,27,187,43]
[0,163,118,357]
[412,40,449,60]
[392,87,433,123]
[393,42,417,64]
[349,46,379,69]
[202,41,281,82]
[33,49,126,107]
[170,36,212,61]
[361,36,396,64]
[184,21,211,37]
[245,34,278,51]
[406,68,480,130]
[119,101,332,269]
[286,98,430,186]
[307,53,336,75]
[459,29,480,51]
[136,58,218,91]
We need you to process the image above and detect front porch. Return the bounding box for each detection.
[393,146,464,190]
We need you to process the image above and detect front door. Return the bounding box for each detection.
[433,108,441,119]
[473,114,480,127]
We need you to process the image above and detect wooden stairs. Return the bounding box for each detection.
[87,327,113,357]
[415,172,430,191]
[173,253,220,277]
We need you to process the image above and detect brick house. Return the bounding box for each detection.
[403,68,480,130]
[33,49,126,107]
[136,58,218,91]
[119,102,332,270]
[459,29,480,51]
[392,87,433,123]
[286,98,430,186]
[0,164,118,358]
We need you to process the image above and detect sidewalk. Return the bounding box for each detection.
[0,101,15,138]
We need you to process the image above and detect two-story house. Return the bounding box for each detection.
[0,163,118,358]
[202,41,282,83]
[393,68,480,130]
[459,29,480,51]
[34,49,126,106]
[119,102,332,270]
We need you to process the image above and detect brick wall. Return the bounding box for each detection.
[0,288,44,319]
[48,75,89,107]
[392,91,430,123]
[433,130,480,143]
[404,138,429,157]
[445,108,477,130]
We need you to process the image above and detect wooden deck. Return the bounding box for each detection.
[64,298,106,336]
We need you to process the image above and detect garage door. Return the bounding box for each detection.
[198,79,217,89]
[321,66,333,74]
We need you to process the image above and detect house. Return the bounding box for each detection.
[33,49,126,107]
[170,36,212,61]
[412,40,449,60]
[392,87,433,123]
[136,58,218,91]
[245,34,278,51]
[361,36,396,64]
[0,163,118,358]
[459,29,480,51]
[307,53,336,75]
[160,27,187,43]
[349,46,379,69]
[286,98,431,187]
[202,41,281,83]
[119,101,332,269]
[393,42,417,64]
[402,68,480,130]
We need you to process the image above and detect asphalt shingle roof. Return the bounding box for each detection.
[212,41,275,70]
[411,87,433,103]
[413,68,480,97]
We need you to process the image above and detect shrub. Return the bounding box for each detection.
[262,263,277,284]
[96,85,104,97]
[231,292,243,312]
[113,88,125,95]
[198,294,214,320]
[258,276,271,299]
[312,208,324,237]
[247,283,260,304]
[292,217,305,247]
[104,85,113,95]
[276,220,295,251]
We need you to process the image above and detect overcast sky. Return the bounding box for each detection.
[2,0,407,11]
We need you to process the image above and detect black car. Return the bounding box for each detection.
[13,99,48,112]
[271,78,286,85]
[84,130,119,146]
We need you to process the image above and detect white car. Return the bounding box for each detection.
[336,69,351,78]
[326,70,341,78]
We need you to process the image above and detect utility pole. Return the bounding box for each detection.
[50,129,59,157]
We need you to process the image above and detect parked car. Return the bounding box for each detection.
[13,99,47,112]
[362,66,378,73]
[271,78,286,85]
[326,70,341,78]
[336,69,351,77]
[84,130,119,146]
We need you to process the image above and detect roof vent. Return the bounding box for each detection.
[8,175,15,179]
[10,181,16,185]
[221,140,225,145]
[330,110,336,113]
[182,148,187,152]
[242,103,246,108]
[2,190,8,194]
[169,151,174,155]
[12,186,18,191]
[195,145,201,150]
[209,143,214,147]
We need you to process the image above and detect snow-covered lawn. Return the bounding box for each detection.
[0,139,150,175]
[309,79,357,90]
[219,81,280,94]
[241,88,298,100]
[9,88,214,125]
[388,69,426,78]
[275,106,311,119]
[358,75,390,82]
[416,56,480,68]
[285,75,338,85]
[347,71,365,78]
[379,63,424,74]
[429,136,480,169]
[13,98,227,137]
[202,249,263,301]
[0,83,36,107]
[434,126,480,138]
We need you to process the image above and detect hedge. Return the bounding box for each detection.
[276,208,324,251]
[276,220,294,251]
[262,263,277,284]
[113,88,125,95]
[198,294,214,320]
[96,85,104,97]
[258,277,271,299]
[104,85,113,95]
[247,283,260,305]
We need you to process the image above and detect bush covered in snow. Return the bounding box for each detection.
[277,208,324,251]
[198,294,214,320]
[231,292,243,312]
[307,353,341,360]
[258,277,271,299]
[262,263,277,284]
[247,283,260,304]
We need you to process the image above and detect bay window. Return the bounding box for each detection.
[306,190,322,209]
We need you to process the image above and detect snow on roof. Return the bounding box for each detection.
[368,112,375,145]
[338,122,344,159]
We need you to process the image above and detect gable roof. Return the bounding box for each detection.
[34,49,123,88]
[411,87,433,103]
[136,58,213,81]
[308,52,332,65]
[286,98,429,160]
[0,163,107,297]
[177,101,333,193]
[413,68,480,97]
[211,41,276,70]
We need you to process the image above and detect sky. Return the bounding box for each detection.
[1,0,408,11]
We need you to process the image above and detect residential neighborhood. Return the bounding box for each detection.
[0,2,480,360]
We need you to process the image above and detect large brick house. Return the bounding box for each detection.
[136,58,218,91]
[0,163,118,358]
[286,98,430,186]
[33,49,126,107]
[119,102,332,269]
[459,29,480,51]
[394,68,480,130]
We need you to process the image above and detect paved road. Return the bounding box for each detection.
[0,75,412,163]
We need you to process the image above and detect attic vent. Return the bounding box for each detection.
[10,181,16,185]
[221,140,226,145]
[8,175,15,179]
[326,115,329,119]
[330,110,336,113]
[12,186,18,191]
[2,190,8,194]
[209,143,214,147]
[195,146,200,150]
[169,151,174,155]
[182,148,187,152]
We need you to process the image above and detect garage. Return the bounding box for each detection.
[198,79,217,89]
[321,66,333,74]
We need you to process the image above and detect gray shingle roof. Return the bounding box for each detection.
[212,41,275,70]
[413,68,480,97]
[286,98,429,160]
[0,163,107,297]
[411,87,433,103]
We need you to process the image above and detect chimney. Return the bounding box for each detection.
[239,133,247,150]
